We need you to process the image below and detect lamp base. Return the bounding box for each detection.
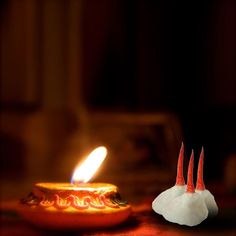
[18,183,131,229]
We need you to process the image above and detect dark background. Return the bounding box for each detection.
[1,0,236,189]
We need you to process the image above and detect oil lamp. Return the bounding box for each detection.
[18,147,131,229]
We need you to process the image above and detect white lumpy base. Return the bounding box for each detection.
[162,192,208,226]
[152,185,186,215]
[196,189,218,217]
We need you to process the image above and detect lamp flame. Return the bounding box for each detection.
[71,146,107,184]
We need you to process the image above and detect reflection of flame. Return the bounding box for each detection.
[71,146,107,184]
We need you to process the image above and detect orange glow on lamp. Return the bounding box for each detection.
[18,146,131,229]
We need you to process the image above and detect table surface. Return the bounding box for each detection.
[1,194,236,236]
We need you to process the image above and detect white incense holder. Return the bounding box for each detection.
[152,145,218,227]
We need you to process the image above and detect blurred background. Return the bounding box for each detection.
[1,0,236,201]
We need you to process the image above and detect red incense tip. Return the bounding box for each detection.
[175,142,185,186]
[186,150,195,193]
[196,147,206,191]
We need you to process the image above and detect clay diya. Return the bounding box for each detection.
[18,147,131,229]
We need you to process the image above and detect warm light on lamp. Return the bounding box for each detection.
[19,146,131,229]
[71,146,107,183]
